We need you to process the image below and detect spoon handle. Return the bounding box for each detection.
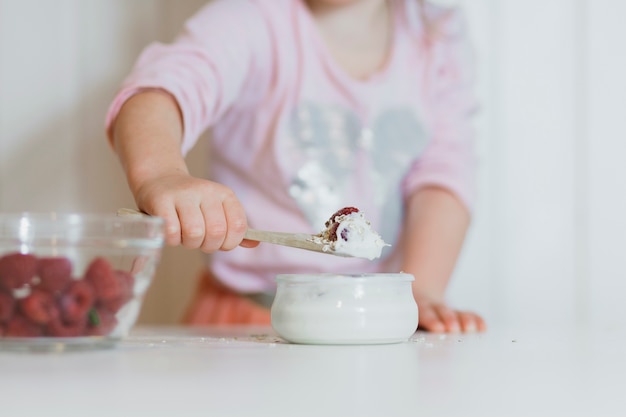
[244,229,328,254]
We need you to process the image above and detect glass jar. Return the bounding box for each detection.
[271,273,418,345]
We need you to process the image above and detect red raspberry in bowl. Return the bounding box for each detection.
[84,257,123,301]
[19,289,59,325]
[0,253,38,290]
[37,257,73,293]
[5,314,44,337]
[0,290,16,323]
[46,316,87,338]
[86,307,118,336]
[59,280,95,323]
[100,270,135,314]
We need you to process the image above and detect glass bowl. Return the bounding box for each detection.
[0,212,165,351]
[271,273,418,345]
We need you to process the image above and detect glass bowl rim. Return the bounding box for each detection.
[0,211,164,226]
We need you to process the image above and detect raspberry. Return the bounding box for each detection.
[325,207,359,227]
[84,257,122,301]
[59,280,95,323]
[37,257,72,293]
[0,253,37,290]
[327,222,351,242]
[327,222,340,242]
[46,316,87,338]
[100,270,135,314]
[19,289,59,325]
[5,314,44,337]
[324,207,359,242]
[86,308,118,336]
[0,290,15,323]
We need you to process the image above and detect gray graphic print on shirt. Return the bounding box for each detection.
[286,102,430,248]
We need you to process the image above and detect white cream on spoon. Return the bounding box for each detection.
[313,207,389,260]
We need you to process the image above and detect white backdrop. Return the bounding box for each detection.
[1,0,624,328]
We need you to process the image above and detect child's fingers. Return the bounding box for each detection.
[432,305,488,334]
[474,313,488,332]
[177,204,211,250]
[150,205,182,247]
[220,194,248,251]
[417,304,446,333]
[458,311,479,333]
[417,300,487,334]
[434,304,461,333]
[464,312,487,332]
[197,201,228,253]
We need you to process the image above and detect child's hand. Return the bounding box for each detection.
[132,173,258,253]
[414,294,486,334]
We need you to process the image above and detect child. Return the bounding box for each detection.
[106,0,486,333]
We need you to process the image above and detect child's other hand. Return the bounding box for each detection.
[414,294,486,334]
[133,173,258,253]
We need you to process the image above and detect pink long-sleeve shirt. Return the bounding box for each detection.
[106,0,477,293]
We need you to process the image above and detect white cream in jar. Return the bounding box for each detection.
[271,273,418,345]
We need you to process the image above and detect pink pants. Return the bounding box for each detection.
[182,270,272,325]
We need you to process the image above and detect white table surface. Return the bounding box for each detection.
[1,324,625,417]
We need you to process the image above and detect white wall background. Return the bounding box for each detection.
[1,0,624,328]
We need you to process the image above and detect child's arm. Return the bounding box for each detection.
[401,186,486,333]
[397,7,484,333]
[111,89,254,253]
[106,2,275,253]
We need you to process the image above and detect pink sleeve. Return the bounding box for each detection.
[402,9,478,211]
[104,0,271,155]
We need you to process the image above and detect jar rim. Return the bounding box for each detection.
[276,273,414,283]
